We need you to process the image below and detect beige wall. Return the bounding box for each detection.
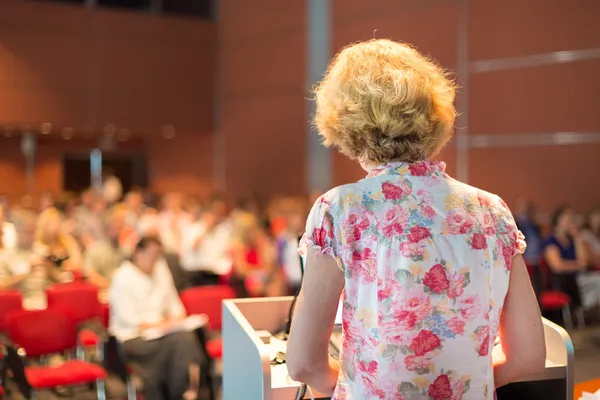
[216,0,307,200]
[330,0,600,212]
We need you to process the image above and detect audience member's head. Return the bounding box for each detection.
[124,189,144,211]
[39,191,55,212]
[20,195,34,211]
[236,194,260,215]
[203,195,229,225]
[133,236,163,274]
[162,192,183,212]
[314,39,456,169]
[81,188,96,208]
[282,197,307,235]
[106,205,127,240]
[514,198,534,218]
[586,206,600,235]
[91,196,107,214]
[13,213,37,250]
[232,212,265,247]
[54,191,77,216]
[35,207,64,244]
[551,205,576,235]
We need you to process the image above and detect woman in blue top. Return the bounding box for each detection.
[543,205,600,311]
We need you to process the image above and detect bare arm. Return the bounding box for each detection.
[286,247,344,395]
[0,274,27,289]
[494,254,546,388]
[545,245,584,273]
[86,270,111,289]
[82,247,110,289]
[63,235,83,271]
[573,235,590,267]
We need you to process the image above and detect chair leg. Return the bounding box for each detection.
[562,306,573,330]
[30,389,36,400]
[126,377,137,400]
[576,308,586,328]
[76,345,85,361]
[96,379,107,400]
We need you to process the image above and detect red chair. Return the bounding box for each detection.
[180,285,236,400]
[46,283,105,357]
[0,290,23,333]
[535,260,583,329]
[5,308,107,398]
[180,285,236,359]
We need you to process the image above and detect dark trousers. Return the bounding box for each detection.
[188,271,221,287]
[123,331,202,400]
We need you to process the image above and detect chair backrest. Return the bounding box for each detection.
[179,285,236,330]
[6,309,77,357]
[0,290,23,332]
[46,282,101,324]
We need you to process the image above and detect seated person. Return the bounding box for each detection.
[0,213,64,309]
[109,236,201,400]
[84,205,131,302]
[544,205,600,312]
[33,207,82,273]
[275,198,306,295]
[230,212,282,297]
[180,196,232,287]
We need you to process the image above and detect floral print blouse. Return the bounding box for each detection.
[300,160,525,400]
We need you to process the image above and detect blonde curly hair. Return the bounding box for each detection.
[314,39,456,164]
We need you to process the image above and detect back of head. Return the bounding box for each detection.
[551,204,572,230]
[314,39,456,165]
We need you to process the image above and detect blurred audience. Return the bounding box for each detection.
[2,185,599,327]
[102,168,123,206]
[0,212,62,309]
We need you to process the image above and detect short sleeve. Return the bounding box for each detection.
[298,196,343,271]
[496,196,527,258]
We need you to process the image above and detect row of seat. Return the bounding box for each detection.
[0,283,237,399]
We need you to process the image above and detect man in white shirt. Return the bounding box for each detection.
[109,236,201,400]
[180,197,232,286]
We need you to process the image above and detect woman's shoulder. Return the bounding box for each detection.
[542,235,562,248]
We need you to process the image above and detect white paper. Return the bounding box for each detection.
[140,314,209,341]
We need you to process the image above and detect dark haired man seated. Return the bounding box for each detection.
[109,236,201,400]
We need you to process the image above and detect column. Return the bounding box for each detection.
[455,0,469,183]
[306,0,332,193]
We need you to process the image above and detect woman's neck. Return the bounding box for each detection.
[555,230,571,241]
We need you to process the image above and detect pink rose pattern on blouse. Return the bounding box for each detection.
[300,160,526,400]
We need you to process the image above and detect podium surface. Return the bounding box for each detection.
[223,297,574,400]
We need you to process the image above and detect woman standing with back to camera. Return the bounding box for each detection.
[286,39,545,399]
